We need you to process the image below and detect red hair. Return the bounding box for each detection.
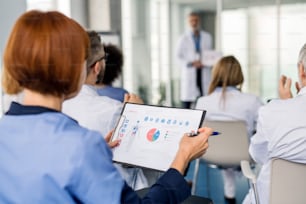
[3,10,89,97]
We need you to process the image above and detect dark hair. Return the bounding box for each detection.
[3,10,89,97]
[96,44,123,85]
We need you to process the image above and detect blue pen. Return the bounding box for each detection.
[187,131,221,137]
[211,131,221,136]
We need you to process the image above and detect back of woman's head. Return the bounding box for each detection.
[208,55,244,94]
[96,44,123,85]
[3,10,89,97]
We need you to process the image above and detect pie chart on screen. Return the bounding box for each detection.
[147,128,160,142]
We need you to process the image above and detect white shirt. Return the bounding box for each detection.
[177,30,213,101]
[62,85,149,190]
[195,87,263,137]
[63,85,122,137]
[243,87,306,204]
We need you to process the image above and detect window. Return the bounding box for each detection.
[26,0,70,17]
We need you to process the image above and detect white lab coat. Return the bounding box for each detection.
[63,85,122,137]
[177,30,212,101]
[62,85,150,190]
[243,87,306,204]
[195,87,263,137]
[196,87,263,198]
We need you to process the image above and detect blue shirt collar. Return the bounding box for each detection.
[6,102,59,115]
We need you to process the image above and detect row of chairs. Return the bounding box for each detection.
[192,120,306,204]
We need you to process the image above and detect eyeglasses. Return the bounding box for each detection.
[97,53,108,63]
[89,53,108,68]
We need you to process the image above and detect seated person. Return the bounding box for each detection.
[95,43,163,187]
[95,44,128,102]
[243,44,306,204]
[0,10,212,204]
[195,56,263,204]
[63,31,148,190]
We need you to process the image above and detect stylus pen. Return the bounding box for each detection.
[187,131,221,137]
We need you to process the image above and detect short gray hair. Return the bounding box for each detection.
[86,31,104,70]
[298,43,306,69]
[189,11,200,17]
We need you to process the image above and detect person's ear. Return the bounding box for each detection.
[93,61,101,75]
[299,63,304,75]
[298,63,306,84]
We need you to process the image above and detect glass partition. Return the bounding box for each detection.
[220,2,306,102]
[221,6,278,102]
[280,3,306,90]
[2,0,306,114]
[122,0,171,105]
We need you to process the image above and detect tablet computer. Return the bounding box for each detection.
[111,103,206,171]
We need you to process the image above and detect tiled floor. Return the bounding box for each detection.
[185,160,251,204]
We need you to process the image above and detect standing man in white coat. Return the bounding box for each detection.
[177,11,213,108]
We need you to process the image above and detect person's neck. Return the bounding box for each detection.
[85,73,97,86]
[95,83,107,88]
[22,89,63,111]
[193,29,200,36]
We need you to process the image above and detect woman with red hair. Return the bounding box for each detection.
[0,10,211,203]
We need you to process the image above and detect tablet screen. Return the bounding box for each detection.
[111,103,206,171]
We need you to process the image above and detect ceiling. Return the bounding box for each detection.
[171,0,306,11]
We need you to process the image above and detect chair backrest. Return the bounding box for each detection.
[201,120,252,168]
[270,158,306,204]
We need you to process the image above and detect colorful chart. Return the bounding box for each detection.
[147,128,160,142]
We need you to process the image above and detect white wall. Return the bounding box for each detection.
[88,0,111,31]
[71,0,88,28]
[0,0,26,59]
[0,0,26,115]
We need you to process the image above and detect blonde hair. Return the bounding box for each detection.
[208,56,244,104]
